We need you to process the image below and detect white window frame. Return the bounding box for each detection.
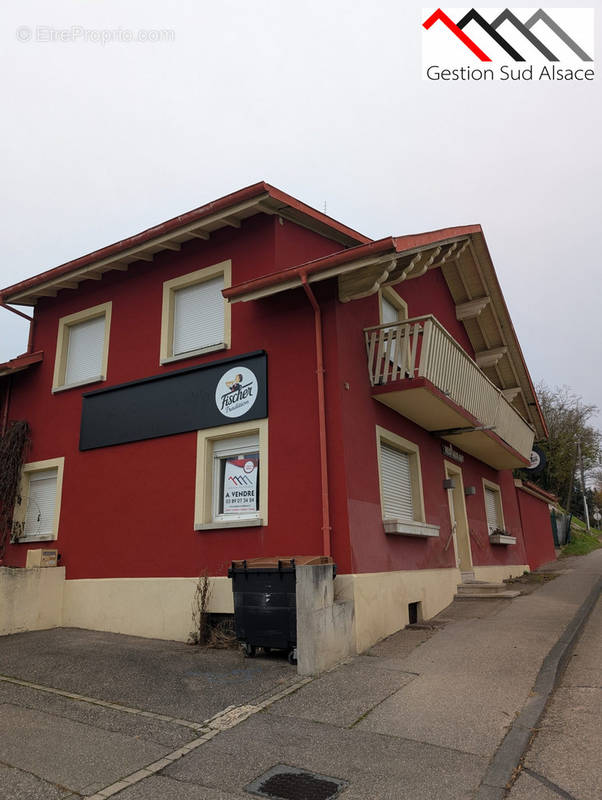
[13,457,65,543]
[379,286,408,325]
[376,426,439,538]
[52,303,112,392]
[483,479,505,535]
[194,419,268,530]
[160,261,231,365]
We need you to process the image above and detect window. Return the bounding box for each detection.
[379,288,409,377]
[161,261,231,364]
[379,287,407,325]
[380,443,414,521]
[13,458,65,542]
[195,419,268,530]
[376,427,438,537]
[212,434,259,521]
[483,480,505,534]
[53,303,111,391]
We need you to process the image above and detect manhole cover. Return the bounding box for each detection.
[245,764,347,800]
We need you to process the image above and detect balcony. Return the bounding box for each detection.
[364,316,535,469]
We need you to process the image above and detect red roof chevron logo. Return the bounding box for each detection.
[423,9,491,61]
[423,8,593,63]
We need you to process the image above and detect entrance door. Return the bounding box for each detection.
[444,462,473,574]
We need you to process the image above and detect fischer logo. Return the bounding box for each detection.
[422,8,594,81]
[215,366,258,418]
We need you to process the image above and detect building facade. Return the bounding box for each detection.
[0,183,552,651]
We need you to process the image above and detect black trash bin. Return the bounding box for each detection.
[228,556,335,664]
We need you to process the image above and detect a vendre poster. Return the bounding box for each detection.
[222,456,258,515]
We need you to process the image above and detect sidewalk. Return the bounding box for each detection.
[0,550,600,799]
[507,593,601,800]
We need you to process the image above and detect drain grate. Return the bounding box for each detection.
[245,764,347,800]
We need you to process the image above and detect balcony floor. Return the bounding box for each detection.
[372,377,530,470]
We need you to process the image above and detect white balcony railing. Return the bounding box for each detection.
[364,315,534,458]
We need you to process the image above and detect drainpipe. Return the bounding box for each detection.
[1,375,11,437]
[300,273,332,558]
[1,303,35,353]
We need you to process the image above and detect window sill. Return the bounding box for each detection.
[52,376,105,393]
[13,535,57,544]
[161,343,228,365]
[383,519,440,538]
[195,518,263,531]
[489,534,516,545]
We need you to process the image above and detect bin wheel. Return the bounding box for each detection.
[243,643,256,658]
[288,648,297,665]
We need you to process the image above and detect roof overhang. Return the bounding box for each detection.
[225,225,547,440]
[0,183,369,306]
[0,350,43,378]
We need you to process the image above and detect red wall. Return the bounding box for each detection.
[392,270,475,358]
[330,278,528,574]
[3,217,529,581]
[516,489,556,570]
[3,217,345,579]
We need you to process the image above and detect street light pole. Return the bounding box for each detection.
[577,439,591,532]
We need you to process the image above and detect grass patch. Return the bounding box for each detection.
[561,529,602,557]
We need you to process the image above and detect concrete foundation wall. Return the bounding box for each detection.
[473,565,529,583]
[296,564,355,675]
[62,577,233,641]
[336,568,460,652]
[2,565,529,654]
[0,566,65,635]
[335,563,529,653]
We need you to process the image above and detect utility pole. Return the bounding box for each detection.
[577,439,591,532]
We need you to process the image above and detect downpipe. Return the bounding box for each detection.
[300,273,332,558]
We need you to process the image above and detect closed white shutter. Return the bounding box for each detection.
[380,443,414,521]
[65,316,106,385]
[381,296,399,325]
[485,488,500,533]
[173,276,224,355]
[24,469,58,537]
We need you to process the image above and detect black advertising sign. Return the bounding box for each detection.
[79,351,267,451]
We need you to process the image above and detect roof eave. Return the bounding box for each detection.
[0,182,370,306]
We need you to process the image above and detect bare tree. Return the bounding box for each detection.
[535,384,601,511]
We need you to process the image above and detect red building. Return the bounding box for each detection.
[0,183,554,650]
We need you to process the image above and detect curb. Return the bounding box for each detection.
[474,575,602,800]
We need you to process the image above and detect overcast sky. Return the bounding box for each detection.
[1,1,601,430]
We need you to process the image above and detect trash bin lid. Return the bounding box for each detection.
[230,555,334,570]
